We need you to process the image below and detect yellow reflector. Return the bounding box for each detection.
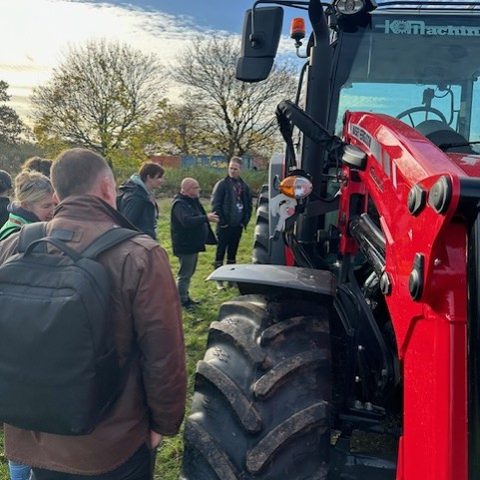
[280,176,313,199]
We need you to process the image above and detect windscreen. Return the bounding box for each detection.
[335,10,480,144]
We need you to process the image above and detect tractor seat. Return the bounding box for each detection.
[415,120,474,154]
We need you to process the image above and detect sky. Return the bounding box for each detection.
[0,0,301,120]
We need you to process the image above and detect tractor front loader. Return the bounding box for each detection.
[179,1,480,479]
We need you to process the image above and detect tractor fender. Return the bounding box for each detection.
[208,264,336,297]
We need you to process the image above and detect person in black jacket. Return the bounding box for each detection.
[0,170,12,228]
[117,162,164,240]
[171,177,218,310]
[211,157,252,289]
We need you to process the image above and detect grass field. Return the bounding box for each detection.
[0,197,256,480]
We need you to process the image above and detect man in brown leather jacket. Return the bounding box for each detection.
[0,148,187,480]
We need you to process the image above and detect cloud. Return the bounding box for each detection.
[0,0,217,118]
[0,0,303,122]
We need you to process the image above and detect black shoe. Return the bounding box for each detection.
[181,299,198,310]
[187,298,201,305]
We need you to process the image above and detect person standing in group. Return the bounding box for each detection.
[117,162,165,240]
[171,177,218,310]
[0,170,13,228]
[0,148,187,480]
[211,156,252,289]
[0,170,55,241]
[0,170,55,479]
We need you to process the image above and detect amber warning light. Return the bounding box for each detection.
[290,18,306,44]
[280,176,313,200]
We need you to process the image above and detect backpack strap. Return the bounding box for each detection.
[18,222,48,253]
[81,228,141,259]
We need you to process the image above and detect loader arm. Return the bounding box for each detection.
[341,110,480,480]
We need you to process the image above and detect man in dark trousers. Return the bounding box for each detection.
[211,156,252,289]
[0,148,187,480]
[171,177,218,310]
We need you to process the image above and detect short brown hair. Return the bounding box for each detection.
[139,162,164,183]
[51,148,111,201]
[22,156,53,178]
[229,156,243,167]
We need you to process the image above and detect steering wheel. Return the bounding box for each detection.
[396,107,447,128]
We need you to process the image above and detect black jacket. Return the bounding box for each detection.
[117,180,159,240]
[211,176,252,228]
[0,197,9,228]
[170,194,217,256]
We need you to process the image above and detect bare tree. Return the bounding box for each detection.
[30,39,165,169]
[170,35,296,159]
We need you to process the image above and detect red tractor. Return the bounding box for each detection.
[180,1,480,479]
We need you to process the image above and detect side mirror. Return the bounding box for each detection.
[236,7,284,82]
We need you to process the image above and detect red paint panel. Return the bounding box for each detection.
[342,112,469,480]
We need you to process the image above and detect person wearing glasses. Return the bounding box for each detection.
[0,170,55,242]
[170,177,218,310]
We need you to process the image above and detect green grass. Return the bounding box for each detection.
[159,165,267,198]
[0,197,255,480]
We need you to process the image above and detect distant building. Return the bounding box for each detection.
[149,154,267,170]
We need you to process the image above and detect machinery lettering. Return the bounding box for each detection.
[350,124,372,148]
[377,20,480,36]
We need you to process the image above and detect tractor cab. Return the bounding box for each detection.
[237,2,480,156]
[332,6,480,155]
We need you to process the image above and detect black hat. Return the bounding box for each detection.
[0,170,12,192]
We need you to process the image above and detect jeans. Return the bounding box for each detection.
[31,443,156,480]
[177,253,198,303]
[9,461,31,480]
[215,225,243,264]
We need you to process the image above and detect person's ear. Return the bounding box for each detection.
[53,193,60,204]
[99,176,116,208]
[20,200,30,210]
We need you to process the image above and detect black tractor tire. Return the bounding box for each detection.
[180,294,332,480]
[252,186,270,264]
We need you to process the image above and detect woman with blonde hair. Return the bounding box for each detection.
[0,170,55,241]
[0,170,55,479]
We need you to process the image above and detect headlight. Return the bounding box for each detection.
[335,0,365,15]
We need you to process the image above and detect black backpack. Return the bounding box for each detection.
[0,223,140,435]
